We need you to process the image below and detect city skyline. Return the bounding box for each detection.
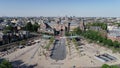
[0,0,120,17]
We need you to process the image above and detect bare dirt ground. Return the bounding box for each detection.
[2,38,120,68]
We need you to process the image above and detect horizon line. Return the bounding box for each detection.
[1,16,120,18]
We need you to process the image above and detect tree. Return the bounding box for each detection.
[0,59,12,68]
[25,22,39,32]
[98,36,103,43]
[4,25,13,31]
[101,64,119,68]
[113,41,120,48]
[73,27,82,35]
[86,22,107,30]
[101,64,110,68]
[110,65,119,68]
[72,27,120,49]
[102,38,108,45]
[32,23,39,32]
[2,30,10,34]
[116,23,120,27]
[106,39,113,46]
[25,22,33,31]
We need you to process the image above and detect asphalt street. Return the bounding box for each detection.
[50,38,66,60]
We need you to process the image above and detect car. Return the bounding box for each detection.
[18,45,25,49]
[26,43,31,46]
[37,41,40,43]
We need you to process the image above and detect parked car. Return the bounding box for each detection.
[18,45,25,49]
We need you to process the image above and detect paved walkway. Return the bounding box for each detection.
[50,38,66,60]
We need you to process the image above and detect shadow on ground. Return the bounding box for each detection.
[11,60,37,68]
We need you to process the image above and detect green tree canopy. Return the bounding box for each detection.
[4,25,13,31]
[73,28,120,49]
[86,22,107,30]
[32,22,40,32]
[25,22,39,32]
[101,64,110,68]
[25,22,33,31]
[0,59,12,68]
[101,64,119,68]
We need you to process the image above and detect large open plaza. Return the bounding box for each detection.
[0,37,120,68]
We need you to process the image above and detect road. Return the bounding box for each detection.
[50,38,66,60]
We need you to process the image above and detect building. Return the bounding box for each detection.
[107,26,120,42]
[89,26,102,31]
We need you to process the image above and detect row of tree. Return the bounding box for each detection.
[86,22,107,30]
[3,22,40,33]
[65,27,82,36]
[3,25,16,34]
[73,27,120,49]
[101,64,119,68]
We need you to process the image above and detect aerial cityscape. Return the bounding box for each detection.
[0,0,120,68]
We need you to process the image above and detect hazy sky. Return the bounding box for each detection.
[0,0,120,17]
